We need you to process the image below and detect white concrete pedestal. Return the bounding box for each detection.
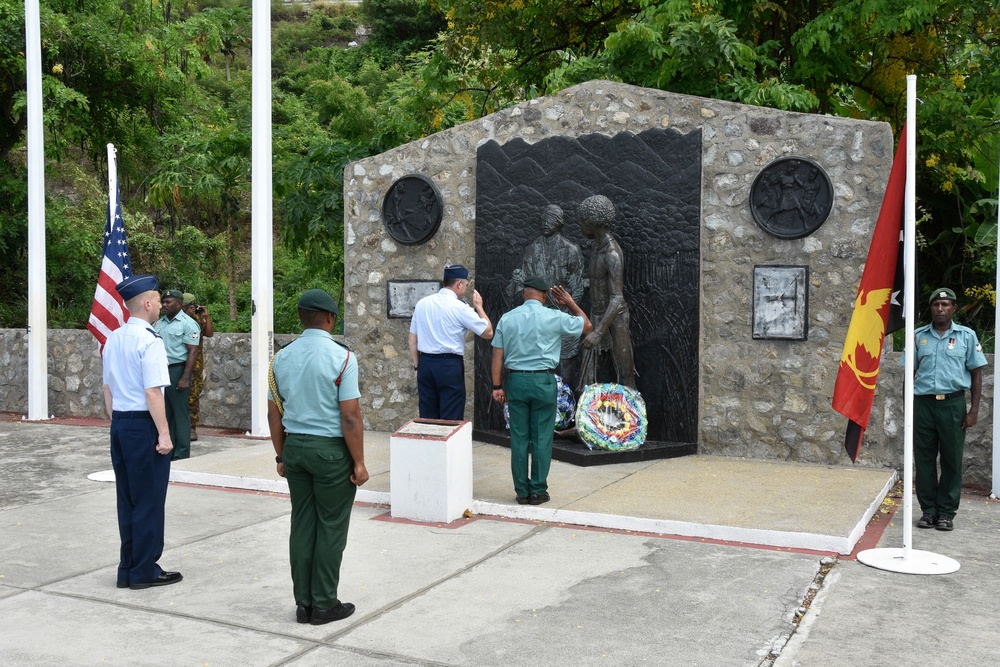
[390,419,473,523]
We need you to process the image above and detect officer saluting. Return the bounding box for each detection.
[102,274,183,589]
[268,289,368,625]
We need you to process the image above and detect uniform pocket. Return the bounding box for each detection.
[317,448,345,462]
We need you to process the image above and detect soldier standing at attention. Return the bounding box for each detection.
[102,274,183,590]
[911,287,987,532]
[154,289,200,459]
[268,289,368,625]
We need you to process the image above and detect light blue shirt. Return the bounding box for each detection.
[492,299,584,370]
[269,329,361,437]
[410,288,488,355]
[154,310,201,364]
[910,322,988,394]
[103,318,170,411]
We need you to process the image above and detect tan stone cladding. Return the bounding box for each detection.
[341,80,943,469]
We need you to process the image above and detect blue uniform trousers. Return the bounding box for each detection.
[506,372,557,498]
[165,363,191,459]
[417,353,466,420]
[110,412,171,586]
[283,434,357,609]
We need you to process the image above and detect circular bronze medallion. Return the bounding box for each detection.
[750,157,833,239]
[381,175,443,245]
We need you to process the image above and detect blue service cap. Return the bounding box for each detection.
[116,274,159,302]
[443,264,469,281]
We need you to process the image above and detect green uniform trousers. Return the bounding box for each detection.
[165,364,191,460]
[914,394,966,518]
[507,372,557,498]
[283,433,356,609]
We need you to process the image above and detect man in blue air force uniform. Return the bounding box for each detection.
[268,289,368,625]
[102,274,183,590]
[409,264,493,420]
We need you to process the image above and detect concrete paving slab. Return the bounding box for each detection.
[777,494,1000,667]
[337,526,822,666]
[0,590,309,666]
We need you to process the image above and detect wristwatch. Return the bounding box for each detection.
[275,456,282,464]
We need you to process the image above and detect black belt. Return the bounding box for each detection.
[168,362,186,368]
[112,410,152,420]
[419,352,462,360]
[916,390,964,401]
[509,369,555,374]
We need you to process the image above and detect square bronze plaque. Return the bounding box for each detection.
[752,265,808,340]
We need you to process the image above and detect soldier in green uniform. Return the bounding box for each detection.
[182,293,213,441]
[911,287,988,532]
[154,289,201,459]
[491,277,591,505]
[268,289,368,625]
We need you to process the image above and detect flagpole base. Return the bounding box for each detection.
[857,547,960,575]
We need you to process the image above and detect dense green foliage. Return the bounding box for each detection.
[0,0,997,337]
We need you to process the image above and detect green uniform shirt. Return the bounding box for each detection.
[154,310,201,364]
[911,322,988,395]
[492,299,584,370]
[269,329,360,437]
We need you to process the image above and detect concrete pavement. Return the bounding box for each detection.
[1,419,998,666]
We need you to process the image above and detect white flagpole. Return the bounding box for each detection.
[858,75,959,574]
[900,74,917,559]
[249,0,274,436]
[992,147,1000,499]
[25,0,49,421]
[108,144,117,220]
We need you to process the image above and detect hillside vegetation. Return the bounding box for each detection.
[0,0,996,336]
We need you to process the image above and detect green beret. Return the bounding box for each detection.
[522,276,548,292]
[929,287,957,305]
[297,288,339,315]
[162,289,184,301]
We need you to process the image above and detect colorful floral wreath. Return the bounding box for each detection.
[575,383,647,451]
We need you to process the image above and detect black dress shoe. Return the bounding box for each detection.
[310,602,355,625]
[917,513,937,529]
[130,571,183,590]
[296,605,312,624]
[516,496,531,505]
[529,492,550,505]
[116,581,129,589]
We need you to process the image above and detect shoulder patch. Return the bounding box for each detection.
[146,327,162,339]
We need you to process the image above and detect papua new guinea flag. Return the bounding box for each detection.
[832,124,907,462]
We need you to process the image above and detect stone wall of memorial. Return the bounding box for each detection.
[340,79,940,470]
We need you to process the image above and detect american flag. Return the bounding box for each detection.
[86,183,132,351]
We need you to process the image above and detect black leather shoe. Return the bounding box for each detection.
[529,492,550,505]
[130,571,183,590]
[296,605,312,624]
[936,516,954,531]
[917,513,937,529]
[116,581,129,589]
[516,496,531,505]
[310,602,355,625]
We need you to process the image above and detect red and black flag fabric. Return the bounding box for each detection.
[832,124,908,462]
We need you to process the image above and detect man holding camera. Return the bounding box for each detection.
[183,294,214,441]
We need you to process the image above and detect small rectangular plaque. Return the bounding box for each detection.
[387,280,440,318]
[752,265,808,340]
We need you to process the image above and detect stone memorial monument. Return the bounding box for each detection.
[342,80,900,467]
